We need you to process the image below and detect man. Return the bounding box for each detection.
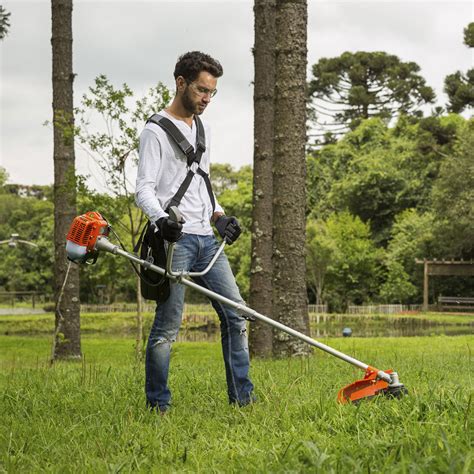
[135,51,255,412]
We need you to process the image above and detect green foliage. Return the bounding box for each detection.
[444,70,474,113]
[0,166,8,187]
[380,209,435,303]
[211,164,253,298]
[75,75,172,195]
[306,219,333,304]
[212,164,253,230]
[307,115,467,243]
[383,209,435,274]
[379,261,418,303]
[0,5,11,40]
[0,191,54,294]
[1,335,472,472]
[307,110,470,304]
[306,212,381,311]
[431,119,474,257]
[444,23,474,113]
[308,51,435,139]
[464,22,474,48]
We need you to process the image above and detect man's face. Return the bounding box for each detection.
[179,71,218,115]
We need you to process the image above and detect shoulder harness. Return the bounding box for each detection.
[146,113,215,213]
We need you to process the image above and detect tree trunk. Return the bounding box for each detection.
[272,0,310,357]
[51,0,81,360]
[249,0,276,358]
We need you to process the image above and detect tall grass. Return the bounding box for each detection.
[1,335,472,472]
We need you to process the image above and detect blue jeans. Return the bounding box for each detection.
[145,233,254,409]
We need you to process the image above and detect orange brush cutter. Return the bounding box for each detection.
[66,210,408,404]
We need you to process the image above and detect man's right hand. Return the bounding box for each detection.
[156,217,183,242]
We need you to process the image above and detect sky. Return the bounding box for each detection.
[0,0,472,189]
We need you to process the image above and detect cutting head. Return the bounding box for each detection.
[338,367,408,404]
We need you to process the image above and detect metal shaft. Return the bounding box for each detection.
[96,237,392,383]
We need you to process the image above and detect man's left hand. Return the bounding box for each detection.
[215,216,241,245]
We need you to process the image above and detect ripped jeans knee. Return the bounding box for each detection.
[149,334,176,347]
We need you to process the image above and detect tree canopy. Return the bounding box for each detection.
[0,6,10,40]
[444,22,474,113]
[307,114,466,243]
[308,51,435,140]
[463,22,474,48]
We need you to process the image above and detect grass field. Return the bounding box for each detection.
[1,334,472,472]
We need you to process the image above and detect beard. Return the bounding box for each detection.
[182,87,203,115]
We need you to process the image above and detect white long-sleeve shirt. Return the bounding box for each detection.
[135,110,224,235]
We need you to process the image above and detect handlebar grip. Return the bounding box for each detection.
[168,206,185,224]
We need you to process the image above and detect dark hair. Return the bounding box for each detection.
[174,51,223,82]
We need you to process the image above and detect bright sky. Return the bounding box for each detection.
[0,0,472,188]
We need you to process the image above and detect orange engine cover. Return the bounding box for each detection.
[66,212,109,252]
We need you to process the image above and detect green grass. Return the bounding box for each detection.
[371,311,474,325]
[1,335,473,472]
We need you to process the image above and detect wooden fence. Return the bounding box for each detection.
[347,304,422,314]
[79,303,423,316]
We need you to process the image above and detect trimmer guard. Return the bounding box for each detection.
[337,367,393,404]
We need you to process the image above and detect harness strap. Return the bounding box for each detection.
[197,168,216,212]
[167,169,196,210]
[147,114,206,167]
[146,113,215,213]
[133,220,149,254]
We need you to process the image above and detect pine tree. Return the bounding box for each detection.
[51,0,81,360]
[249,0,276,357]
[272,0,310,357]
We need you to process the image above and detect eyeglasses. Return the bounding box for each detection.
[187,81,218,98]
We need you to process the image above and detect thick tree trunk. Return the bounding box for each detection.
[51,0,81,360]
[249,0,276,358]
[272,0,310,357]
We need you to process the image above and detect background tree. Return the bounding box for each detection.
[212,165,253,300]
[431,119,474,257]
[306,219,333,305]
[0,166,8,186]
[444,22,474,113]
[308,51,435,141]
[249,0,276,357]
[51,0,80,360]
[379,209,434,303]
[0,183,54,303]
[464,21,474,47]
[74,75,171,357]
[310,212,381,312]
[272,0,310,356]
[0,5,11,40]
[307,114,466,243]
